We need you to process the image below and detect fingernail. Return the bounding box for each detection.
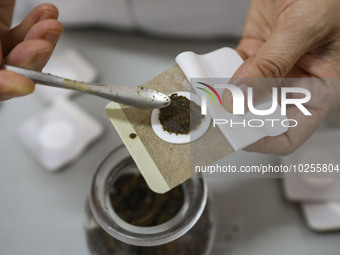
[38,10,58,22]
[44,30,61,46]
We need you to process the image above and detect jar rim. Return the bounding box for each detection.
[89,144,207,246]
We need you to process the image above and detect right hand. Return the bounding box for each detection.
[223,0,340,155]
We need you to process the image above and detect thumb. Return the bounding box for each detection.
[0,41,34,100]
[222,31,309,112]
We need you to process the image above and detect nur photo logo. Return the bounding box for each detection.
[195,79,312,128]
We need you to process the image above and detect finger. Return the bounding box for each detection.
[1,3,58,56]
[222,38,263,112]
[297,41,340,78]
[244,106,324,155]
[0,69,34,100]
[222,28,316,113]
[6,39,54,71]
[24,19,63,46]
[0,0,15,30]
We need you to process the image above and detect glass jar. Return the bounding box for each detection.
[84,144,215,255]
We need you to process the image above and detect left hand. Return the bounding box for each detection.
[0,2,63,100]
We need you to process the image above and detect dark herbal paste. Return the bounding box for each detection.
[129,133,137,139]
[159,93,202,135]
[110,173,184,227]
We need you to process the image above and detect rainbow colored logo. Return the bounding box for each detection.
[196,82,222,106]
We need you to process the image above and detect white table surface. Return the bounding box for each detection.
[1,29,340,255]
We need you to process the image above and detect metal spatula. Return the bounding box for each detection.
[5,65,170,109]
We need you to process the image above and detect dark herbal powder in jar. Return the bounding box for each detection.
[85,145,214,255]
[159,93,202,134]
[110,173,184,227]
[86,208,211,255]
[85,172,212,255]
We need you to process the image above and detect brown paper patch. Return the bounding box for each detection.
[106,65,234,193]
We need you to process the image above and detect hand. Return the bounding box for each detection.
[0,2,63,100]
[223,0,340,155]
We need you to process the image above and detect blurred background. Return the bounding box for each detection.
[1,1,340,254]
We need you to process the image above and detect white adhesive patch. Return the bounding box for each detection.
[39,120,75,151]
[17,98,104,171]
[36,48,98,102]
[151,91,211,144]
[302,201,340,231]
[282,129,340,202]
